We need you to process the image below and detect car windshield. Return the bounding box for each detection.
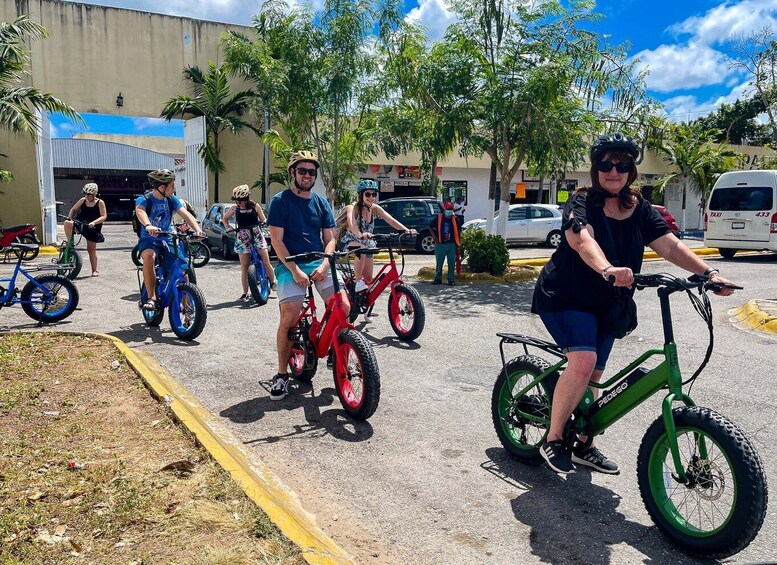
[709,187,774,211]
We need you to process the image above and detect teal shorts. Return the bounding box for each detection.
[275,260,341,304]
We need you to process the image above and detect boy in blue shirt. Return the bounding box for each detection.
[267,150,349,400]
[134,169,205,310]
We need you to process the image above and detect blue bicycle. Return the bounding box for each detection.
[0,242,79,323]
[234,225,270,306]
[137,232,207,340]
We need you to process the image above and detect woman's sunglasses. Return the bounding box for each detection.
[596,161,633,173]
[363,192,377,198]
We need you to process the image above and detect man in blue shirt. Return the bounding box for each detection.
[134,169,205,311]
[267,150,348,400]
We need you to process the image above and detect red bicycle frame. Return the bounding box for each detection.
[294,284,354,372]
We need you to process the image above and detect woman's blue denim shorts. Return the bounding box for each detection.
[538,310,615,371]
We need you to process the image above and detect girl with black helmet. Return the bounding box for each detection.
[223,184,276,301]
[531,132,738,476]
[64,182,107,276]
[340,179,415,303]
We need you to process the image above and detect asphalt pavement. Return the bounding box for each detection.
[3,224,776,564]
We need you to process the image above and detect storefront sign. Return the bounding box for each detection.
[381,180,395,192]
[515,183,527,198]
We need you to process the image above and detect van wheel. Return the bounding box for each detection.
[719,248,736,259]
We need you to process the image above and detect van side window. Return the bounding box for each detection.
[709,187,774,211]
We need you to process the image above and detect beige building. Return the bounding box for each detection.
[0,0,263,241]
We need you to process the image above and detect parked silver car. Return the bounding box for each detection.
[462,203,563,247]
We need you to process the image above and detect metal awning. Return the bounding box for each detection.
[53,138,175,171]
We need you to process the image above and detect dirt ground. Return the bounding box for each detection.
[0,331,304,564]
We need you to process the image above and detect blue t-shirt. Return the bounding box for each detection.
[267,189,335,256]
[135,194,183,240]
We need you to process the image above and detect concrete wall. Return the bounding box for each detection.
[0,132,41,229]
[1,0,261,233]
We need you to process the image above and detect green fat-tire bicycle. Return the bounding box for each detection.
[491,273,767,558]
[56,214,84,280]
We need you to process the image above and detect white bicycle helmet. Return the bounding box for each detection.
[82,182,99,195]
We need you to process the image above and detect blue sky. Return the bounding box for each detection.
[51,0,777,138]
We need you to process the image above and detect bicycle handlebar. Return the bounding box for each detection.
[285,250,353,263]
[631,272,743,292]
[57,213,88,227]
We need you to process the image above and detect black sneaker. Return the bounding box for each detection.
[431,279,442,285]
[540,439,576,474]
[326,348,334,369]
[269,374,288,401]
[572,445,620,474]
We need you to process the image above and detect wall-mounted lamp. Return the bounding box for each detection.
[116,92,124,108]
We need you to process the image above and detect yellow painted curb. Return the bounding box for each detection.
[731,301,777,336]
[39,331,354,565]
[39,246,58,255]
[416,265,539,283]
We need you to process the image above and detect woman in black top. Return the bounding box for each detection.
[222,185,276,301]
[532,133,737,475]
[64,182,107,276]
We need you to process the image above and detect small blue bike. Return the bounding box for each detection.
[137,231,207,340]
[0,242,79,323]
[232,225,270,306]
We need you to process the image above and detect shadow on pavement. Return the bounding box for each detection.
[109,324,204,346]
[481,447,710,565]
[358,329,422,351]
[221,380,374,443]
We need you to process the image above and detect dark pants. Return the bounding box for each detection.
[434,242,457,283]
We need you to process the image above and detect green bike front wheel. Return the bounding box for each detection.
[57,247,83,280]
[637,406,767,558]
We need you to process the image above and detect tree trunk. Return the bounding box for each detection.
[429,157,438,196]
[536,177,544,204]
[486,161,497,235]
[680,176,688,233]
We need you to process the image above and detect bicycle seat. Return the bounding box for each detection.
[353,249,381,257]
[1,224,34,233]
[9,242,38,252]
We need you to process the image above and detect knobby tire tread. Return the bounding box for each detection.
[637,406,767,558]
[20,274,79,323]
[336,329,380,420]
[388,283,425,341]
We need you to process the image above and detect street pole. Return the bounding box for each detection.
[262,106,270,205]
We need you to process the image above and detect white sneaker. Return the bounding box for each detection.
[354,279,369,293]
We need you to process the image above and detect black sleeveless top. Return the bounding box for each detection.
[77,200,102,230]
[234,205,260,229]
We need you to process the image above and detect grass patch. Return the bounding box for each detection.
[0,332,303,564]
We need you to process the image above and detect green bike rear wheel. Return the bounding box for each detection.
[491,355,558,464]
[58,247,83,280]
[637,406,767,558]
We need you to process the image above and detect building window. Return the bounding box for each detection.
[442,180,467,204]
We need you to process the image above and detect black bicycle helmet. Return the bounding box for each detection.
[590,132,640,162]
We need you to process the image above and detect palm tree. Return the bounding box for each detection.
[160,62,259,202]
[0,16,81,183]
[652,123,734,231]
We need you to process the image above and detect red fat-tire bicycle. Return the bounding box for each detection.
[286,250,381,421]
[339,232,426,342]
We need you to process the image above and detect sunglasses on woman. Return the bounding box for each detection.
[596,161,633,173]
[363,192,377,198]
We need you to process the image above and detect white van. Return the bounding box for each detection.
[704,170,777,258]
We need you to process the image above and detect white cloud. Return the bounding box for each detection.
[406,0,457,42]
[131,117,170,131]
[669,0,777,46]
[661,80,754,121]
[633,42,734,92]
[61,0,259,25]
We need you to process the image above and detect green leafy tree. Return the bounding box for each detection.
[160,62,259,202]
[0,16,81,184]
[241,0,383,206]
[377,10,475,195]
[447,0,649,236]
[693,97,771,145]
[727,28,777,142]
[651,122,738,231]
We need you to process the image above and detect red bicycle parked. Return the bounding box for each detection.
[0,223,41,261]
[286,250,381,421]
[339,232,426,342]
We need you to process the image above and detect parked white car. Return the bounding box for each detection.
[462,204,564,247]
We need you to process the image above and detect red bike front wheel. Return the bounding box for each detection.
[388,283,425,341]
[333,329,380,420]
